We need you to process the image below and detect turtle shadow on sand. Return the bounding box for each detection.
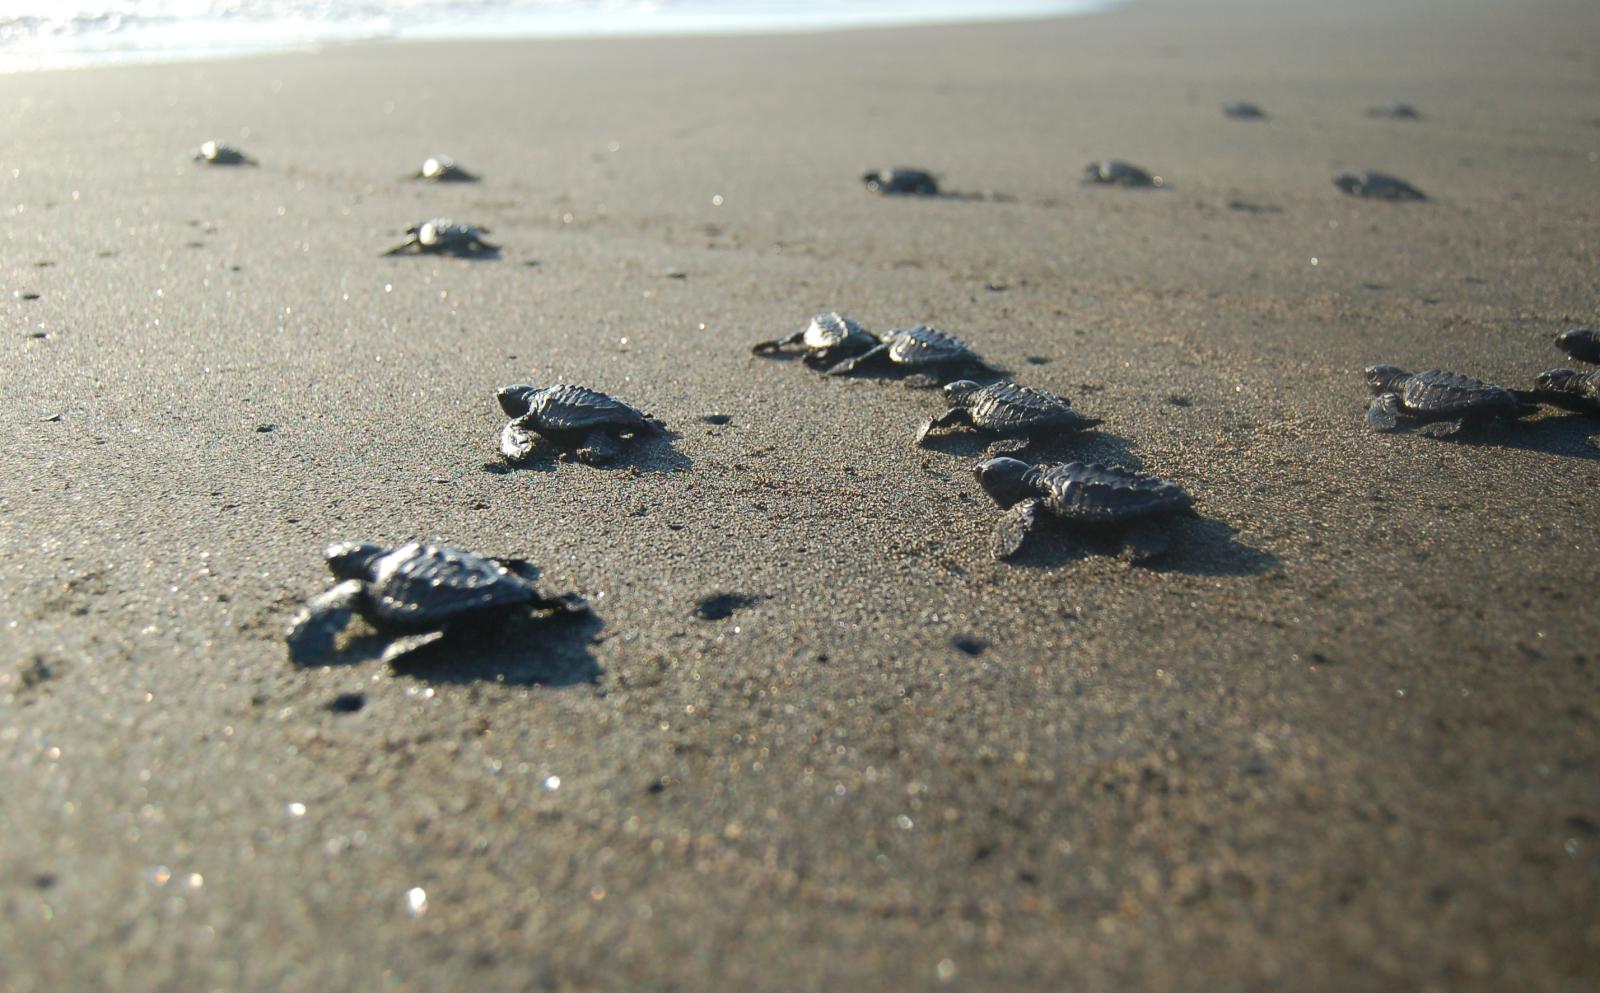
[917,424,1143,469]
[1438,414,1600,461]
[296,609,604,688]
[1003,512,1278,578]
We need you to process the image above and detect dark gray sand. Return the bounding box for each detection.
[3,0,1598,989]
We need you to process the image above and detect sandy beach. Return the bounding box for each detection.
[2,0,1598,989]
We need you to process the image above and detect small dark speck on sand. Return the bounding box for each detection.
[35,261,54,268]
[523,260,542,268]
[256,424,275,433]
[41,413,62,422]
[28,332,49,339]
[694,593,763,621]
[663,270,688,279]
[327,692,366,714]
[701,414,732,425]
[985,282,1009,292]
[1566,815,1598,835]
[32,873,57,890]
[951,635,988,656]
[1167,395,1192,407]
[1025,356,1051,365]
[16,292,41,301]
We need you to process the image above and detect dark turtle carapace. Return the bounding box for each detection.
[1223,101,1267,120]
[1529,368,1600,414]
[193,140,257,166]
[1083,160,1162,188]
[1334,171,1426,201]
[1364,365,1537,434]
[917,380,1101,448]
[751,312,877,365]
[1556,328,1600,365]
[496,383,663,465]
[862,168,939,196]
[411,155,479,182]
[822,324,991,386]
[974,457,1193,564]
[382,218,498,257]
[286,541,588,665]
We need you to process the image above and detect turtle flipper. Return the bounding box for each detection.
[1118,520,1171,565]
[380,235,418,257]
[991,499,1040,561]
[915,408,970,445]
[751,330,805,355]
[380,628,449,666]
[573,430,622,465]
[823,342,889,376]
[499,419,539,462]
[287,579,368,663]
[1365,394,1402,431]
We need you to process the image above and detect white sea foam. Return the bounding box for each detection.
[0,0,1114,72]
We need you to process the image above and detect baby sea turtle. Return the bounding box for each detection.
[916,380,1101,448]
[496,383,663,465]
[974,458,1193,563]
[381,218,498,257]
[1333,171,1426,201]
[409,155,478,182]
[751,312,877,365]
[1556,328,1600,364]
[1083,160,1161,188]
[1364,365,1537,434]
[1365,103,1422,120]
[823,324,992,386]
[193,140,256,166]
[863,168,939,196]
[1223,101,1267,120]
[1528,368,1600,415]
[286,541,587,665]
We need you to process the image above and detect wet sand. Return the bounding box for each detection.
[2,0,1598,989]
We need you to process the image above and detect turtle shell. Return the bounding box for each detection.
[1337,171,1426,200]
[885,326,975,367]
[197,141,251,164]
[1534,368,1600,411]
[364,543,537,626]
[525,384,653,432]
[1084,160,1157,187]
[1035,462,1192,524]
[964,381,1085,432]
[866,169,938,195]
[416,219,483,249]
[1400,370,1520,416]
[803,312,873,352]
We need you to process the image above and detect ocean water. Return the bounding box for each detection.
[0,0,1113,71]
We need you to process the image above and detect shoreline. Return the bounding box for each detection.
[2,1,1597,990]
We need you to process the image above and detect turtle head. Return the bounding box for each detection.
[1364,364,1410,394]
[495,383,542,417]
[1556,327,1599,359]
[1333,173,1361,194]
[973,457,1036,508]
[943,380,981,405]
[325,541,387,581]
[1535,368,1579,393]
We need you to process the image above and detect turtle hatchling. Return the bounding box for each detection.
[1333,171,1426,200]
[751,312,877,365]
[917,380,1101,448]
[1223,101,1267,120]
[1083,160,1161,187]
[1556,327,1600,364]
[1364,365,1537,435]
[1365,103,1422,120]
[1528,368,1600,415]
[496,383,663,465]
[286,541,587,665]
[193,140,256,166]
[382,218,498,257]
[410,155,479,182]
[823,324,992,386]
[974,458,1193,563]
[862,168,939,196]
